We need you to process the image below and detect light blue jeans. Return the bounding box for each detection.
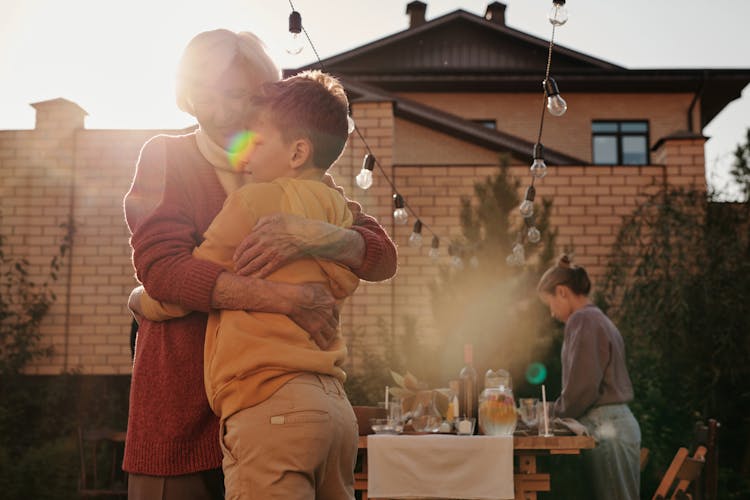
[579,404,641,500]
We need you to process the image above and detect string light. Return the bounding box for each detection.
[408,220,424,247]
[448,244,464,270]
[527,227,541,244]
[548,0,568,26]
[429,236,440,259]
[356,153,375,190]
[507,0,568,266]
[519,186,536,218]
[530,143,548,179]
[393,194,409,225]
[284,1,565,267]
[544,78,567,117]
[286,11,305,55]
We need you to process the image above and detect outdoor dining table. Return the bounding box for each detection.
[355,433,595,500]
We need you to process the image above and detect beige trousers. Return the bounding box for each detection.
[221,373,358,500]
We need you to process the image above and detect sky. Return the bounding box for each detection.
[1,0,749,198]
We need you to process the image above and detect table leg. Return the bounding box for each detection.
[514,453,550,500]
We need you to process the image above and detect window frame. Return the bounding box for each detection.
[591,120,650,165]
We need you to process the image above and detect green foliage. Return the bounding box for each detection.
[0,375,131,500]
[599,185,750,497]
[345,316,437,405]
[729,128,750,202]
[0,218,73,376]
[429,156,560,394]
[0,217,130,500]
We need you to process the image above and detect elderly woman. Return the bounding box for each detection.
[123,30,397,500]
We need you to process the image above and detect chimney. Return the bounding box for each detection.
[484,2,506,25]
[406,1,427,29]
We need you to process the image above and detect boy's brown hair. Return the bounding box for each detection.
[253,70,349,169]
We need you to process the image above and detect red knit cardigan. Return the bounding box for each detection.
[123,133,397,475]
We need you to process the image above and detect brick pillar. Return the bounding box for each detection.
[652,131,707,192]
[331,100,396,365]
[0,98,88,373]
[31,98,87,131]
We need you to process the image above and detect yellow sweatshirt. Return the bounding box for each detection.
[139,173,358,420]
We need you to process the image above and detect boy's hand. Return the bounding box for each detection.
[128,285,146,325]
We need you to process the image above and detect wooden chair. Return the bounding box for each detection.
[77,427,128,498]
[641,447,651,472]
[651,445,707,500]
[692,419,720,500]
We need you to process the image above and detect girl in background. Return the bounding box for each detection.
[537,255,641,500]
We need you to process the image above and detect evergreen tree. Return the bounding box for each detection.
[599,179,750,495]
[428,156,559,396]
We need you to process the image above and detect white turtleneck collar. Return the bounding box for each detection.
[195,128,252,195]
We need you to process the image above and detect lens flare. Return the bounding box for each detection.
[227,130,258,171]
[525,362,547,385]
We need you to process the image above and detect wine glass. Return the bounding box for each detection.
[518,397,539,429]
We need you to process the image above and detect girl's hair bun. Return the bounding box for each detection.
[558,254,572,268]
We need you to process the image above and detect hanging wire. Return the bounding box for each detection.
[286,0,441,241]
[532,24,557,190]
[284,2,563,256]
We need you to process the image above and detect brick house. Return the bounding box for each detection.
[1,1,748,375]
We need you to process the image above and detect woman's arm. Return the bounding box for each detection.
[232,211,397,282]
[554,315,609,418]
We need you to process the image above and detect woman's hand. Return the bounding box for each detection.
[233,213,365,277]
[233,213,313,277]
[211,274,339,349]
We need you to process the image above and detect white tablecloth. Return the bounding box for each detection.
[367,434,514,499]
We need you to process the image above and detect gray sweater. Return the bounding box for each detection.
[553,304,634,419]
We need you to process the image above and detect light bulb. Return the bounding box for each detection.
[530,158,548,179]
[527,226,541,244]
[393,208,408,225]
[519,200,534,218]
[548,0,568,26]
[408,220,423,247]
[547,94,567,117]
[356,154,375,189]
[512,242,526,265]
[286,11,304,55]
[544,78,567,117]
[355,169,372,190]
[347,115,356,134]
[286,34,304,55]
[450,255,464,270]
[392,193,408,225]
[530,143,547,178]
[505,253,518,267]
[429,236,440,259]
[519,186,536,218]
[469,255,479,268]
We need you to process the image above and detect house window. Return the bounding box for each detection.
[592,121,649,165]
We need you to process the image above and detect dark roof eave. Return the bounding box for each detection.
[343,78,584,165]
[394,102,582,165]
[296,10,622,73]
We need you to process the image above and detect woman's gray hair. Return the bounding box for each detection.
[175,29,281,116]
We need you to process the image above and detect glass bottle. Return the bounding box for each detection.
[458,344,478,432]
[410,390,442,433]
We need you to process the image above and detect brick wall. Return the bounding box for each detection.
[398,92,695,163]
[0,97,706,374]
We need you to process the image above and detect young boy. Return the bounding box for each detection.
[136,70,360,500]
